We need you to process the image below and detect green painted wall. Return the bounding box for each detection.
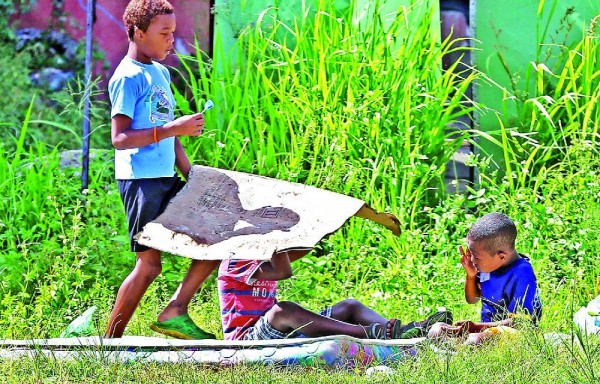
[212,1,598,170]
[475,0,599,165]
[212,0,439,71]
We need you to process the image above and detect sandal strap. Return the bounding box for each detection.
[366,322,386,339]
[393,310,455,339]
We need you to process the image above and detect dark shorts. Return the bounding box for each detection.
[117,176,185,252]
[242,306,333,341]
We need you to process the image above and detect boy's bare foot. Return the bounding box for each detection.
[427,322,466,339]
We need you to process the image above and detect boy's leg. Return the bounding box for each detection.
[149,259,219,339]
[105,248,163,338]
[266,301,370,338]
[158,259,219,321]
[329,299,387,325]
[329,299,452,339]
[390,310,454,339]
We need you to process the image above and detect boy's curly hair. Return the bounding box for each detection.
[123,0,174,41]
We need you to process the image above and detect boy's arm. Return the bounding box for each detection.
[253,249,311,281]
[286,249,311,263]
[111,112,205,150]
[455,318,514,333]
[174,137,191,180]
[460,245,481,304]
[464,276,480,304]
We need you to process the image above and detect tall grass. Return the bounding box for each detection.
[486,9,599,194]
[173,0,476,228]
[0,2,598,381]
[0,96,122,338]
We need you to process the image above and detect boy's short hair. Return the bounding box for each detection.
[468,212,517,253]
[123,0,174,41]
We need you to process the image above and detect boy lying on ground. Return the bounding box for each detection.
[218,250,452,340]
[428,212,542,345]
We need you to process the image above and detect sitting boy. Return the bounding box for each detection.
[218,250,452,340]
[429,212,542,345]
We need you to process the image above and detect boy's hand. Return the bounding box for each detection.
[459,245,477,278]
[354,205,401,236]
[167,113,205,137]
[454,320,483,333]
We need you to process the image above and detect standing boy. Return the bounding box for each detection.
[429,212,542,345]
[105,0,218,339]
[218,250,452,340]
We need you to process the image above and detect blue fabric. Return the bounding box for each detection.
[478,255,542,323]
[109,56,176,179]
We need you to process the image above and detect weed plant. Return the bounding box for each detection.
[0,28,111,152]
[0,329,599,383]
[174,0,476,229]
[0,0,599,382]
[488,8,599,192]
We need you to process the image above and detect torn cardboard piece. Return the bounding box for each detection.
[136,165,399,260]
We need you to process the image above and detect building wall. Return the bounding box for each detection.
[475,0,599,165]
[10,0,212,85]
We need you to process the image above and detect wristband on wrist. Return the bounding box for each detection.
[153,126,159,143]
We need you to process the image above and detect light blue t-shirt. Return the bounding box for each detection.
[108,56,177,179]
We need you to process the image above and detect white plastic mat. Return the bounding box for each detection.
[0,335,422,367]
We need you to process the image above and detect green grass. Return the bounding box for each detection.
[173,0,475,228]
[0,0,599,382]
[1,330,599,383]
[0,86,598,384]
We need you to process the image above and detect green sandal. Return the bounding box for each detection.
[150,314,216,340]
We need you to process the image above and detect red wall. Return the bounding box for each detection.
[11,0,212,86]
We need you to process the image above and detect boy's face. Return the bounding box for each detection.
[466,238,504,273]
[135,13,176,62]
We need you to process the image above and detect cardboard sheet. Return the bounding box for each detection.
[136,165,366,260]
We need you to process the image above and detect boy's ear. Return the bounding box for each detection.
[497,250,507,261]
[134,26,144,40]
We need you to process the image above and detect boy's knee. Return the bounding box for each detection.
[266,301,302,332]
[342,298,361,306]
[137,261,162,281]
[272,301,297,313]
[337,298,362,311]
[269,301,298,321]
[135,249,163,280]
